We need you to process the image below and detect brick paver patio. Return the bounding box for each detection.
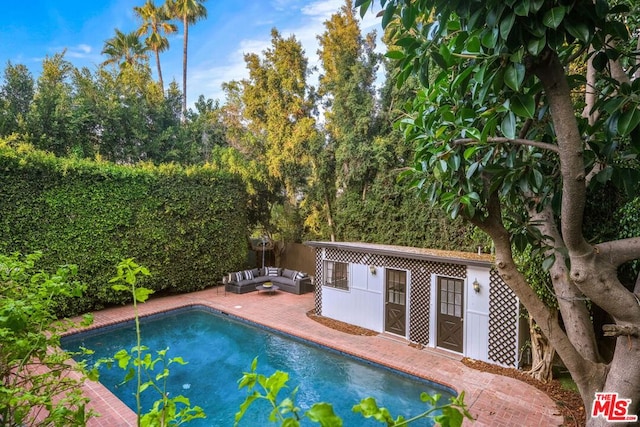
[64,287,563,426]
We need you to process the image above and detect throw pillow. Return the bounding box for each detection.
[243,269,254,280]
[235,271,244,282]
[267,266,279,277]
[294,271,307,280]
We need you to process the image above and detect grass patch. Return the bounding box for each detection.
[556,369,579,392]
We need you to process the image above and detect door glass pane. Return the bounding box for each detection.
[386,269,406,306]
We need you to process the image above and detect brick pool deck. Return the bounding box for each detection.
[65,287,563,427]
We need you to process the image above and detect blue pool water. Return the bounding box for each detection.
[62,306,453,426]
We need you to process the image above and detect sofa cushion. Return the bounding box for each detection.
[266,266,280,277]
[251,268,260,278]
[270,276,295,287]
[282,268,296,279]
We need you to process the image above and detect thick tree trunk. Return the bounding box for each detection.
[528,204,602,363]
[532,49,640,424]
[526,316,556,383]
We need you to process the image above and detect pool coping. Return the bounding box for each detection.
[62,287,564,427]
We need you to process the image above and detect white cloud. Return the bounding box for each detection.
[300,0,343,17]
[77,44,92,54]
[65,44,95,59]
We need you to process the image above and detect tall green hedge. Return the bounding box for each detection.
[334,172,487,252]
[0,143,248,316]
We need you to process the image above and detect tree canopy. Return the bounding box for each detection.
[358,0,640,423]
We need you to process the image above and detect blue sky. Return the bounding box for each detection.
[0,0,382,107]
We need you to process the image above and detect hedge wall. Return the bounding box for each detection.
[0,143,248,316]
[334,172,487,252]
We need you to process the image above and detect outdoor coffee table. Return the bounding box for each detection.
[256,283,279,295]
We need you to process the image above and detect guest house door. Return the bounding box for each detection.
[437,277,464,353]
[385,269,407,336]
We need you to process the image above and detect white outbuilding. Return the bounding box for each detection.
[305,241,525,367]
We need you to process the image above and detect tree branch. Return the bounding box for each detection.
[469,179,596,380]
[603,324,640,337]
[595,237,640,267]
[533,50,591,254]
[452,137,560,154]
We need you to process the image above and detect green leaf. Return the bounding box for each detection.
[111,284,129,292]
[542,254,555,271]
[618,107,640,136]
[530,0,544,12]
[504,63,525,92]
[532,169,544,189]
[592,51,608,72]
[382,3,397,28]
[466,35,481,54]
[133,287,154,303]
[355,0,371,9]
[401,6,417,30]
[514,0,530,16]
[510,94,536,119]
[564,20,590,43]
[385,50,405,60]
[527,35,546,55]
[606,21,629,41]
[501,112,517,139]
[499,12,516,40]
[431,51,448,69]
[305,403,343,426]
[543,7,566,29]
[481,28,498,49]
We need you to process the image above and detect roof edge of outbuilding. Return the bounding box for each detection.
[303,241,495,268]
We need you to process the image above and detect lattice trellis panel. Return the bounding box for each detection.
[316,247,465,346]
[488,268,519,366]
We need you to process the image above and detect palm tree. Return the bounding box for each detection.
[101,29,148,72]
[134,0,177,94]
[166,0,207,120]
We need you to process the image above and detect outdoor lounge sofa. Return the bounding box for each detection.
[225,267,313,295]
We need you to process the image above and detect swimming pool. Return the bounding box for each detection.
[62,306,454,426]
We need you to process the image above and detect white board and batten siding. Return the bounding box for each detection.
[463,266,490,361]
[321,263,384,332]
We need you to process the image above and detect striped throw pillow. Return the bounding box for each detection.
[235,271,244,282]
[243,269,254,280]
[294,271,307,280]
[267,267,279,277]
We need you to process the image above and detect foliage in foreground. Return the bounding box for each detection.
[0,252,93,426]
[87,258,206,427]
[235,357,472,427]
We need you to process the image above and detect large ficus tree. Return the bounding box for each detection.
[359,0,640,424]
